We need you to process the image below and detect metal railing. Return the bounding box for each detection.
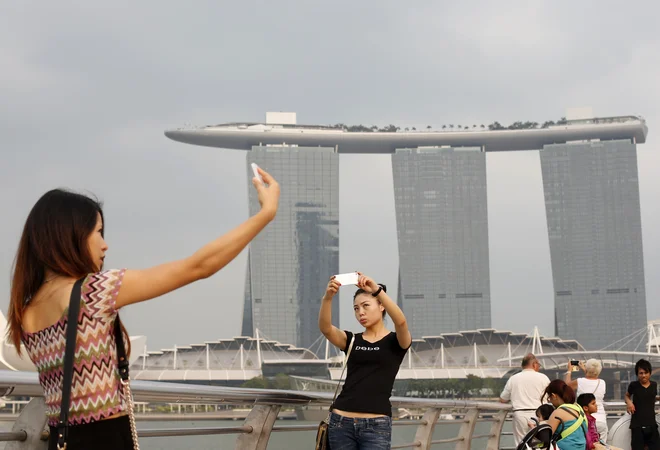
[0,370,514,449]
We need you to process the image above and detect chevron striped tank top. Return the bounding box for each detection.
[22,269,128,426]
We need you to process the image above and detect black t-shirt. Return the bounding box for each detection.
[332,330,409,417]
[628,380,658,428]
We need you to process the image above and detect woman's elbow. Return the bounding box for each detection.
[191,258,216,280]
[395,318,408,329]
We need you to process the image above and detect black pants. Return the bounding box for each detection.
[48,415,135,450]
[631,425,660,450]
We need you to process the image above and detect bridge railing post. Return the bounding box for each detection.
[454,408,479,450]
[235,404,281,450]
[412,407,442,449]
[485,410,509,450]
[6,397,47,450]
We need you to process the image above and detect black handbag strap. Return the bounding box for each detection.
[114,315,130,382]
[56,277,130,449]
[328,335,354,412]
[57,277,85,449]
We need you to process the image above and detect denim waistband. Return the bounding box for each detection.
[330,411,391,425]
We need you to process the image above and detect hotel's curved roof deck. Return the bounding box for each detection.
[165,115,648,153]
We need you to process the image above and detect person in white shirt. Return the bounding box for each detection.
[499,353,551,445]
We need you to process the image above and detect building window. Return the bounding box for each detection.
[606,288,630,294]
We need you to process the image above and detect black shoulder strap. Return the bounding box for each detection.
[114,316,129,382]
[57,277,85,449]
[558,405,579,419]
[328,335,354,412]
[556,405,588,445]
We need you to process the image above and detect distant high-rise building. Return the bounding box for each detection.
[242,145,340,351]
[166,113,650,350]
[392,147,491,337]
[541,139,647,350]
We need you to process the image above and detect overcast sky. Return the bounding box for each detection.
[1,2,658,353]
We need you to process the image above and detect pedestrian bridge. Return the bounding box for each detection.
[0,370,652,449]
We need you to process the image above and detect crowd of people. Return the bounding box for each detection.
[500,353,659,450]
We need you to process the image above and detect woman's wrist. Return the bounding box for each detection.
[257,207,277,222]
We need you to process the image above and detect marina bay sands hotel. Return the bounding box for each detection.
[165,112,649,352]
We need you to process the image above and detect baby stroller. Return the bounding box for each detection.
[516,422,557,450]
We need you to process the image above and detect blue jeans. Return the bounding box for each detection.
[328,412,392,450]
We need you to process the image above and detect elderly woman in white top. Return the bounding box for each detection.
[564,359,608,442]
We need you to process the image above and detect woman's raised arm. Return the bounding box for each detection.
[116,168,280,308]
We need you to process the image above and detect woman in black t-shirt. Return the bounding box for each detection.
[318,272,412,449]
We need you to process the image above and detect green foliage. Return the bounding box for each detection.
[273,373,291,390]
[241,376,269,389]
[330,118,568,132]
[241,373,291,390]
[404,376,506,399]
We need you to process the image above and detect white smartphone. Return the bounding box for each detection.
[251,163,264,185]
[334,272,359,286]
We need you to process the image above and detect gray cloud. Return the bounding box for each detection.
[1,1,658,352]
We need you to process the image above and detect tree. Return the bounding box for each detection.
[347,124,373,132]
[465,375,484,396]
[273,373,290,390]
[442,125,446,130]
[242,376,269,389]
[483,377,506,398]
[379,124,399,132]
[426,125,432,130]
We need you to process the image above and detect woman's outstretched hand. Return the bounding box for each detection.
[252,167,280,219]
[357,272,379,294]
[324,276,341,299]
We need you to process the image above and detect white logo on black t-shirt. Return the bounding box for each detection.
[355,346,380,351]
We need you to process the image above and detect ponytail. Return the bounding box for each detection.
[543,379,575,404]
[561,382,576,403]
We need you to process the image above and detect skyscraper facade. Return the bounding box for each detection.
[392,147,491,337]
[242,145,340,351]
[166,115,650,351]
[541,139,647,350]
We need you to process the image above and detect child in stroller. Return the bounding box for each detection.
[517,404,556,450]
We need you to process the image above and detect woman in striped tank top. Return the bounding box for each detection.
[6,167,279,450]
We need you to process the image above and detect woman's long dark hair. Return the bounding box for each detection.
[542,379,575,404]
[7,189,130,356]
